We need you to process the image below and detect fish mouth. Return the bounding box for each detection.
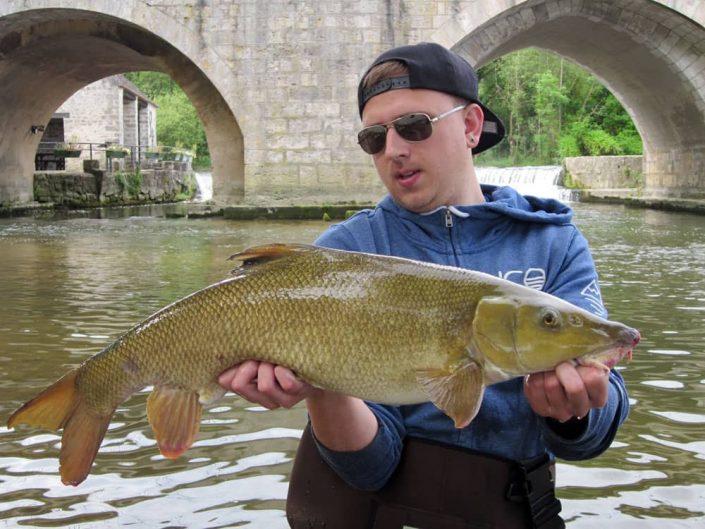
[577,326,640,369]
[577,342,636,370]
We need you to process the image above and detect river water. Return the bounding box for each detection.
[0,203,703,528]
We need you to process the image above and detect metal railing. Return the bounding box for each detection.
[36,142,194,172]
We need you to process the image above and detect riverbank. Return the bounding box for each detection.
[0,201,375,221]
[577,189,705,215]
[2,191,704,219]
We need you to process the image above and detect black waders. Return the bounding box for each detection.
[287,425,564,529]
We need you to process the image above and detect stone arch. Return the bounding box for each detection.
[0,1,245,205]
[431,0,705,198]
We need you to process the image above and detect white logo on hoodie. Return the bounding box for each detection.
[498,268,547,291]
[581,279,606,315]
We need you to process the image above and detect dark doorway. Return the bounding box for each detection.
[35,115,67,170]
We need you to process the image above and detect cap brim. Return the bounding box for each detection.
[473,101,505,155]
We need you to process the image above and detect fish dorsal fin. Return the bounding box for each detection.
[228,243,314,267]
[416,360,485,429]
[147,386,202,459]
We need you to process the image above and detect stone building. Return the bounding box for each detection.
[2,1,705,205]
[35,74,157,171]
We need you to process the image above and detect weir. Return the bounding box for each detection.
[194,172,213,202]
[476,166,576,201]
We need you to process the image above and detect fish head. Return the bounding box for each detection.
[472,294,640,376]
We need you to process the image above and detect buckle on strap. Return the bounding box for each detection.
[506,454,564,529]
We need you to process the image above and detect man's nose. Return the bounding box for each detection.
[383,127,410,158]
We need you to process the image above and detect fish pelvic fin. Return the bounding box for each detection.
[7,369,113,486]
[228,243,314,268]
[147,386,202,459]
[416,360,485,429]
[7,370,80,431]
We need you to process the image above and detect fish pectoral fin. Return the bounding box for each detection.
[227,243,314,267]
[147,386,202,459]
[416,360,485,429]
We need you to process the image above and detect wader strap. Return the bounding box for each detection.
[287,425,565,529]
[506,454,564,529]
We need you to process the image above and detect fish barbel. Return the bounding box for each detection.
[7,244,640,485]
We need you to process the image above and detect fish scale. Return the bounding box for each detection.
[6,243,640,485]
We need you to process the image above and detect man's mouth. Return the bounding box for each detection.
[395,169,421,188]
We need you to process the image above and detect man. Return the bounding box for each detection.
[219,42,629,528]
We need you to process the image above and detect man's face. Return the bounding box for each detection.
[361,88,478,213]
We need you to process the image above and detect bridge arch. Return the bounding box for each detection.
[431,0,705,197]
[0,1,245,205]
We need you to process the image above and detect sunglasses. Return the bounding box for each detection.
[357,105,467,155]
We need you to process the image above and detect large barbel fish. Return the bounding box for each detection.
[7,244,640,485]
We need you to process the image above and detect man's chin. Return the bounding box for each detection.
[389,191,435,213]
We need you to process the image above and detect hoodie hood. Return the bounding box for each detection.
[369,185,575,255]
[378,184,573,225]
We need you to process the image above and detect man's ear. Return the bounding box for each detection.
[464,104,484,149]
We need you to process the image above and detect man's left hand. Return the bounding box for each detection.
[523,361,610,422]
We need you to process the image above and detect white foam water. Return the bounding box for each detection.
[194,172,213,202]
[477,165,577,202]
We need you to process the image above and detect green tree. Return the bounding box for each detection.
[125,72,211,168]
[477,49,643,166]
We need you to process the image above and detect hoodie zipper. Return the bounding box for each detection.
[445,208,460,267]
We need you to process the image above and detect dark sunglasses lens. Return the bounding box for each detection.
[394,114,432,141]
[358,126,387,154]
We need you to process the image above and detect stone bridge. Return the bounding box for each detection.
[1,0,704,205]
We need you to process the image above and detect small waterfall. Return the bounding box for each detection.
[194,172,213,202]
[477,166,577,201]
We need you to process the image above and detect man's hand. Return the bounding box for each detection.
[219,361,379,451]
[524,361,610,422]
[218,361,319,409]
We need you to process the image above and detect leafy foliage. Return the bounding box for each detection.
[125,72,210,169]
[477,49,642,166]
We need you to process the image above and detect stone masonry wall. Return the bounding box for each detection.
[563,156,644,190]
[59,76,122,172]
[34,166,195,206]
[123,94,137,148]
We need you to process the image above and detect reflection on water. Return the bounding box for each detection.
[0,204,704,527]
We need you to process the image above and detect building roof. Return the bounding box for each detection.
[112,74,158,107]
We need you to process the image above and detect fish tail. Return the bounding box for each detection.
[7,370,81,431]
[7,369,113,486]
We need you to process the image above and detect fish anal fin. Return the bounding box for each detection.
[198,382,227,406]
[7,370,80,431]
[147,386,202,459]
[59,401,112,486]
[227,243,313,267]
[416,361,485,429]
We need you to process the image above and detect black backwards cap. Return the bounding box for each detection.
[358,42,505,155]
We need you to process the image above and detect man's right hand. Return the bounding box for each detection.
[218,361,379,452]
[218,361,319,409]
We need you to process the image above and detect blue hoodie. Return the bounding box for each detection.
[312,185,630,491]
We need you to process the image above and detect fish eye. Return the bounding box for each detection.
[541,309,561,328]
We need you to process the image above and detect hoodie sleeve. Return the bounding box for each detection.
[310,403,406,491]
[310,223,407,491]
[540,227,630,459]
